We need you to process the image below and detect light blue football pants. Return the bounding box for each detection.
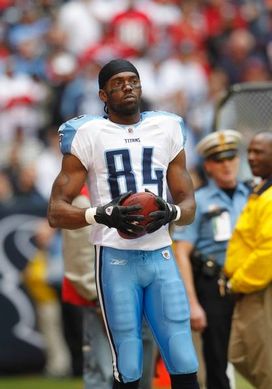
[82,306,156,389]
[95,245,198,384]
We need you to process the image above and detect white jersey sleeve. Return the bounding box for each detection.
[168,113,186,160]
[58,114,101,169]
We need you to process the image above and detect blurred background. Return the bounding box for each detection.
[0,0,271,387]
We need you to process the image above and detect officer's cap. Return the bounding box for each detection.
[196,129,242,161]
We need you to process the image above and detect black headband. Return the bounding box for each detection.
[98,59,140,89]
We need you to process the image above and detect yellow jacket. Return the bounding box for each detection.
[24,250,58,303]
[224,181,272,293]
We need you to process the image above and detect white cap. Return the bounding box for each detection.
[196,129,242,161]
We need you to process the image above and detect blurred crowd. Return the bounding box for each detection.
[1,0,272,200]
[1,0,272,379]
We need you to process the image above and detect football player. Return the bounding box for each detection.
[48,59,199,389]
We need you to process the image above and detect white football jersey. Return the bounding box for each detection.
[59,111,186,250]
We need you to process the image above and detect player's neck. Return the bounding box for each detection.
[108,112,141,125]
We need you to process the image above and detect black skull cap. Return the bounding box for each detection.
[98,59,139,89]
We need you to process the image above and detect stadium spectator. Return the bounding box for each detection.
[0,170,14,206]
[0,59,49,143]
[136,0,181,31]
[217,28,257,84]
[241,55,271,82]
[167,0,207,54]
[107,0,157,56]
[224,131,272,389]
[187,67,229,138]
[56,0,102,55]
[35,127,62,201]
[45,51,79,126]
[23,219,71,377]
[202,0,248,67]
[13,163,46,206]
[154,39,209,114]
[62,186,113,388]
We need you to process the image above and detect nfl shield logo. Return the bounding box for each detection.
[162,249,171,260]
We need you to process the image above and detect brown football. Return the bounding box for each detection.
[118,191,159,239]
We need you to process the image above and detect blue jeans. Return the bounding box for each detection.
[83,306,112,389]
[140,320,157,389]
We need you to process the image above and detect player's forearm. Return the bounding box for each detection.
[48,199,88,229]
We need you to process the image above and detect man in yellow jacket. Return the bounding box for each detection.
[224,131,272,389]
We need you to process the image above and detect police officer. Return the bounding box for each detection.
[172,130,250,389]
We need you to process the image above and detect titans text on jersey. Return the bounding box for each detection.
[59,111,186,250]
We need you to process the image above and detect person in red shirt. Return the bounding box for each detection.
[107,2,156,57]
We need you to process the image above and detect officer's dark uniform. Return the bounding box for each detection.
[172,130,250,389]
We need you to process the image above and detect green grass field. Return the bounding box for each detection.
[0,372,254,389]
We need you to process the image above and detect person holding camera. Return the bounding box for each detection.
[172,130,249,389]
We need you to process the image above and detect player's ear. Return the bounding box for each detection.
[99,89,107,103]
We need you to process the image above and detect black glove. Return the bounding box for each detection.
[145,190,178,234]
[94,192,144,236]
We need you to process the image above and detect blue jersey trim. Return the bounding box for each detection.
[58,114,102,154]
[59,122,76,154]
